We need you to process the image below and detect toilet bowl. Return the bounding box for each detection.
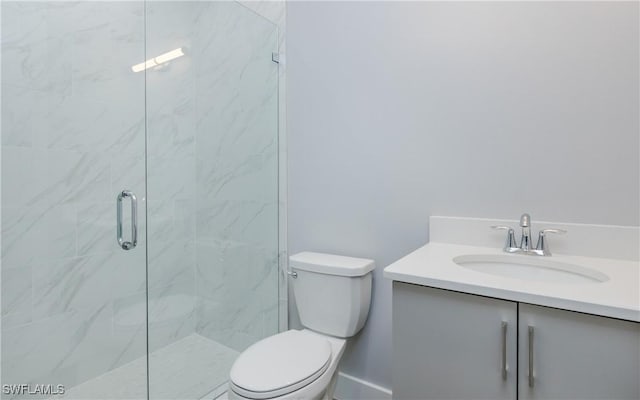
[228,330,346,400]
[228,252,375,400]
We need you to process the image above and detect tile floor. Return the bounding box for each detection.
[60,334,238,400]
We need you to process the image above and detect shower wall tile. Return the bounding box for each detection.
[195,296,264,353]
[147,153,196,201]
[196,201,278,247]
[263,298,280,342]
[0,2,48,46]
[195,158,277,204]
[148,240,195,289]
[2,306,115,390]
[195,240,277,351]
[0,146,48,207]
[77,202,114,256]
[0,263,33,329]
[44,204,77,259]
[1,0,148,393]
[111,292,148,368]
[278,296,288,333]
[147,101,196,160]
[46,149,112,205]
[112,249,147,299]
[146,200,195,247]
[32,253,113,320]
[0,85,49,148]
[70,35,142,103]
[2,312,71,386]
[46,1,144,38]
[145,0,203,61]
[147,282,196,353]
[238,1,286,30]
[1,25,68,95]
[47,95,145,155]
[147,201,176,243]
[1,206,48,267]
[191,0,281,349]
[52,306,115,387]
[111,152,146,199]
[175,199,196,239]
[195,241,254,299]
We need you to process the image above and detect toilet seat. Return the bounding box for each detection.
[229,330,332,399]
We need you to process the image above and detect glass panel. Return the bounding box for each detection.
[146,1,280,398]
[1,2,147,399]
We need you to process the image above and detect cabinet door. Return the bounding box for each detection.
[519,304,640,400]
[393,282,517,399]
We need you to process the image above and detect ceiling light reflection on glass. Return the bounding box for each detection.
[131,48,185,72]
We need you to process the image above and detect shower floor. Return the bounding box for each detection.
[61,334,238,400]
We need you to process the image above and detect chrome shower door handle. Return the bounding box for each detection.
[117,190,138,250]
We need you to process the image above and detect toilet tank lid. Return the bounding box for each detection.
[289,252,375,277]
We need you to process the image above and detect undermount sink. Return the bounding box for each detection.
[453,254,610,284]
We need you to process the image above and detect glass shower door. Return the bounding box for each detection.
[1,2,147,398]
[2,1,280,398]
[145,2,280,398]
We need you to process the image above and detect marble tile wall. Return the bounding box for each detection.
[145,0,200,362]
[187,0,281,353]
[1,1,149,395]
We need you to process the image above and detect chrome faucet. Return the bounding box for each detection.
[519,213,533,252]
[491,213,566,256]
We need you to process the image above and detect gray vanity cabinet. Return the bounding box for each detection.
[392,282,640,400]
[518,304,640,400]
[393,282,518,400]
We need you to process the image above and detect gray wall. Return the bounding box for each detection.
[287,1,639,391]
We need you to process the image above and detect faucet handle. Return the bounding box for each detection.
[539,228,567,235]
[535,228,567,256]
[491,226,519,251]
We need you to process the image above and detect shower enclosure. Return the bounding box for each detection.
[1,1,281,398]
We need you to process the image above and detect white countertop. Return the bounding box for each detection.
[384,242,640,322]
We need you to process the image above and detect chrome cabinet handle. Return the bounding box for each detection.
[501,321,508,380]
[528,326,535,388]
[117,190,138,250]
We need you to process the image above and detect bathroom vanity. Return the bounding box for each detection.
[384,216,640,400]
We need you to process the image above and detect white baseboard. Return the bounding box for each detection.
[334,372,392,400]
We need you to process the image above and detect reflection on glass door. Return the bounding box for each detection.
[145,1,280,398]
[1,2,147,398]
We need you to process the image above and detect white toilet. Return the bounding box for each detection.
[228,252,375,400]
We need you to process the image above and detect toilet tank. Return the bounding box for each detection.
[289,252,375,338]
